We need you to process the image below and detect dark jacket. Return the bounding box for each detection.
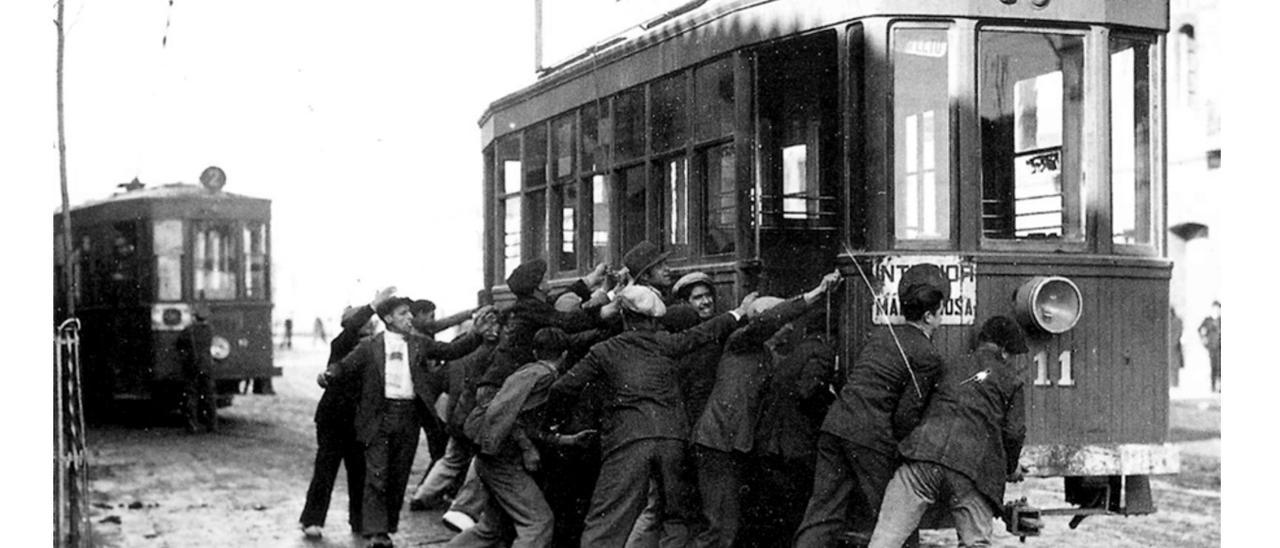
[551,312,742,456]
[481,280,600,389]
[754,332,837,462]
[177,320,214,377]
[897,345,1026,509]
[327,330,482,444]
[444,339,498,438]
[820,325,944,456]
[693,298,810,453]
[314,304,376,425]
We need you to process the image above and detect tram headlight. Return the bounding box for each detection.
[1013,276,1082,334]
[210,336,231,360]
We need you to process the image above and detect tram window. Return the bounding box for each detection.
[694,57,735,142]
[581,101,612,173]
[552,115,575,180]
[243,221,267,299]
[701,144,736,255]
[194,221,238,300]
[589,174,611,265]
[615,88,646,161]
[893,27,952,243]
[978,30,1085,243]
[497,136,522,277]
[651,74,688,153]
[1111,36,1156,247]
[619,165,647,253]
[525,125,549,260]
[660,157,689,256]
[554,182,579,272]
[153,220,183,301]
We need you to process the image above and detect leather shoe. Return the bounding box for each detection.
[366,533,394,547]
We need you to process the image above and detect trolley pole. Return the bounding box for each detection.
[57,0,75,318]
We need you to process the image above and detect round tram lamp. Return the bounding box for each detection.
[211,335,232,360]
[1013,276,1083,334]
[200,166,227,192]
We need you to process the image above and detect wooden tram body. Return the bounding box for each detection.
[479,0,1176,519]
[54,181,278,412]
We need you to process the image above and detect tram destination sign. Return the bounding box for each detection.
[870,255,976,326]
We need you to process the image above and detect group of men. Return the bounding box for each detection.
[296,239,1033,548]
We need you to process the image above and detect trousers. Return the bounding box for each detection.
[580,438,698,548]
[868,461,995,548]
[793,433,896,547]
[445,453,553,548]
[361,400,420,536]
[299,420,365,530]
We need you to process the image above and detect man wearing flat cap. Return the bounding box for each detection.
[324,296,495,548]
[551,284,760,547]
[795,264,950,547]
[868,316,1030,548]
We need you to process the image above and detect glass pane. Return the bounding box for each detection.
[194,221,238,300]
[651,73,688,153]
[893,27,952,242]
[615,88,646,161]
[504,196,522,277]
[528,189,546,261]
[243,222,267,300]
[154,219,183,301]
[702,145,736,255]
[979,30,1085,242]
[662,157,689,254]
[525,124,548,189]
[782,144,809,219]
[695,57,735,141]
[552,115,576,179]
[1111,36,1155,245]
[557,183,579,272]
[581,101,612,172]
[620,165,647,253]
[590,174,611,265]
[498,136,522,195]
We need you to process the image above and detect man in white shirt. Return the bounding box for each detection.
[325,296,494,548]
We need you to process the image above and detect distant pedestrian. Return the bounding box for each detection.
[315,316,328,345]
[179,305,217,433]
[1170,308,1183,387]
[1198,301,1221,393]
[283,317,294,349]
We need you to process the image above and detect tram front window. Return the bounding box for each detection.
[979,29,1085,243]
[893,26,952,243]
[154,220,183,301]
[194,221,238,300]
[1111,35,1156,247]
[243,221,267,299]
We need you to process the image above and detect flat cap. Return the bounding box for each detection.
[899,263,951,305]
[617,285,667,318]
[410,299,436,316]
[673,272,714,300]
[979,315,1029,355]
[375,296,414,319]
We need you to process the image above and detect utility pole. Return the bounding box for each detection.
[57,0,75,318]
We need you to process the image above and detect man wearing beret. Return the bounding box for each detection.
[794,264,950,547]
[324,296,495,548]
[868,316,1030,548]
[477,258,608,397]
[551,284,759,547]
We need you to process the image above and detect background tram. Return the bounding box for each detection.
[54,169,278,415]
[478,0,1179,527]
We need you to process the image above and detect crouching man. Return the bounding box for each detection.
[867,316,1030,548]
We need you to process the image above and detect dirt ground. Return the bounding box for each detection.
[83,345,1221,547]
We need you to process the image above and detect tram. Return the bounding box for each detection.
[478,0,1176,531]
[54,167,278,414]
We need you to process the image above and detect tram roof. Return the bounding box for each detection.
[55,183,270,225]
[478,0,1169,143]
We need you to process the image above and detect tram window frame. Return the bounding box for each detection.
[890,22,956,249]
[153,219,184,302]
[976,26,1089,252]
[193,219,240,301]
[581,99,614,267]
[242,220,268,300]
[550,113,580,274]
[1109,32,1158,253]
[524,123,550,264]
[698,142,737,257]
[495,135,523,279]
[656,153,691,259]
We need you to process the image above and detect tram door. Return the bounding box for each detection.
[753,31,840,296]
